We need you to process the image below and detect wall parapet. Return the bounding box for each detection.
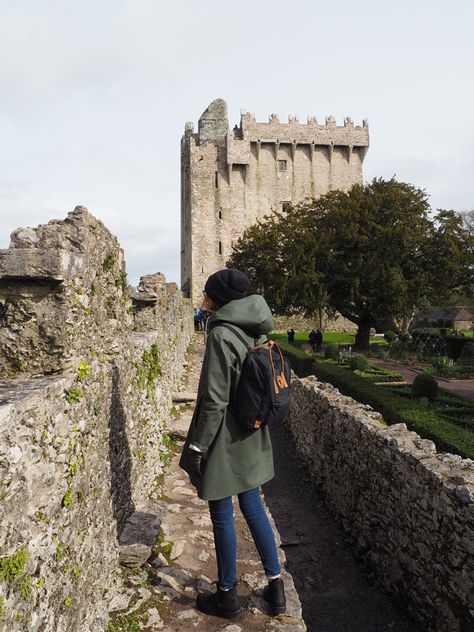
[286,376,474,632]
[0,208,194,631]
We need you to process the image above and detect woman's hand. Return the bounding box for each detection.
[180,446,204,487]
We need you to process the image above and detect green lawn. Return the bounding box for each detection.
[271,331,387,346]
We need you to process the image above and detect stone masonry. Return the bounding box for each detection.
[0,208,193,631]
[286,375,474,632]
[181,98,369,305]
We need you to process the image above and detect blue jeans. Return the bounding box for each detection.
[208,487,281,589]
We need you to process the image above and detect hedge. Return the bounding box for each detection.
[281,340,474,459]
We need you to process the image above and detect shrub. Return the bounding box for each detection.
[349,354,369,372]
[412,373,438,403]
[324,343,339,360]
[384,331,397,343]
[279,340,474,459]
[459,342,474,366]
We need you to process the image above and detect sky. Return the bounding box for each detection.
[0,0,473,286]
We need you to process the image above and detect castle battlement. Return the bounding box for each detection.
[181,99,369,304]
[238,109,369,147]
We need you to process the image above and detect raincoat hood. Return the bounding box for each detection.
[208,294,274,336]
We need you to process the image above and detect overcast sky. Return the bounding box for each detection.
[0,0,473,286]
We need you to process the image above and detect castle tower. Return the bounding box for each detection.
[181,98,369,304]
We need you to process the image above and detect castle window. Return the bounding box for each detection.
[278,160,287,172]
[218,241,223,255]
[215,172,219,188]
[218,210,222,220]
[201,266,204,273]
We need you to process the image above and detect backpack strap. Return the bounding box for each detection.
[208,322,255,350]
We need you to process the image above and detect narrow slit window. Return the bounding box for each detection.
[218,210,222,220]
[201,266,204,273]
[278,160,287,172]
[218,241,223,255]
[215,172,219,188]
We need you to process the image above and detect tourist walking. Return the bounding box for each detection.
[309,329,318,352]
[179,268,285,619]
[287,328,295,344]
[315,328,323,352]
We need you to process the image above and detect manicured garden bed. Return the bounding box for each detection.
[277,339,474,460]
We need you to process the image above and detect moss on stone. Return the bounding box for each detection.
[55,543,65,561]
[20,574,32,599]
[103,254,116,272]
[133,344,162,399]
[62,488,73,508]
[0,549,29,586]
[77,361,91,381]
[65,388,83,404]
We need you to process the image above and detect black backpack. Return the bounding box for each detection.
[211,323,291,432]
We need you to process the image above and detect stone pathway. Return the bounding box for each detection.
[107,333,306,631]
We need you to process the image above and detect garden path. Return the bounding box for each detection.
[370,358,474,401]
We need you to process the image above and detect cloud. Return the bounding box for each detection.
[0,0,473,287]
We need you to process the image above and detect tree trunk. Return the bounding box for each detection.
[354,317,373,350]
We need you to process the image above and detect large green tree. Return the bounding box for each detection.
[228,178,474,348]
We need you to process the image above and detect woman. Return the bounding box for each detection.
[179,268,286,619]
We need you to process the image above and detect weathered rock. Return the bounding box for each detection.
[0,208,194,631]
[172,391,197,402]
[119,500,167,567]
[170,539,186,560]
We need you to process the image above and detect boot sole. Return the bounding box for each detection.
[267,605,286,616]
[196,602,242,619]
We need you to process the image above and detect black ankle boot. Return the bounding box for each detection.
[196,583,241,619]
[263,577,286,615]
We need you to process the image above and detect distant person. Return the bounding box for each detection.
[287,328,295,344]
[309,329,317,352]
[194,308,201,331]
[315,329,323,352]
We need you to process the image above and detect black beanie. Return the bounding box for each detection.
[204,268,250,307]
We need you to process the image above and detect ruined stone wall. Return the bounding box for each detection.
[286,376,474,632]
[0,208,193,632]
[181,99,369,305]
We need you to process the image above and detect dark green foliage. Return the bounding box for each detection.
[324,343,339,360]
[279,340,474,459]
[459,341,474,366]
[349,354,369,372]
[384,331,397,343]
[229,178,474,348]
[412,373,439,402]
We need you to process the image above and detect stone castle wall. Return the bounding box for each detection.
[286,376,474,632]
[0,208,193,632]
[181,99,369,305]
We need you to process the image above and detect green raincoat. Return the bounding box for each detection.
[180,294,275,501]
